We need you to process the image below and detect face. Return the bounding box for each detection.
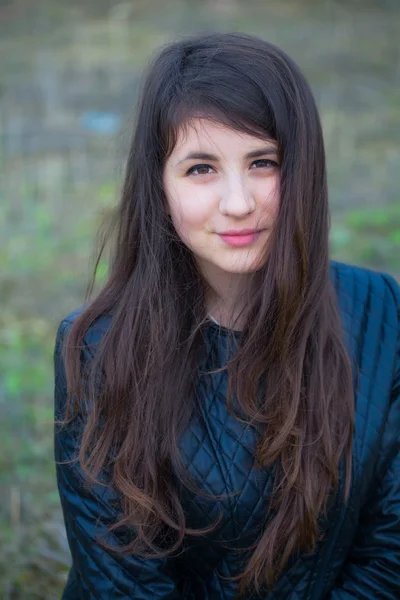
[163,118,280,300]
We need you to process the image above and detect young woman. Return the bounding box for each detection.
[54,32,400,599]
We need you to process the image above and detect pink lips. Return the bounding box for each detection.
[218,230,263,247]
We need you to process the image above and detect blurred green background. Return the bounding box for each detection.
[0,0,399,597]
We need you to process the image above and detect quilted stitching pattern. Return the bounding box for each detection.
[54,260,400,599]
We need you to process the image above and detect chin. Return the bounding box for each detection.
[212,261,265,274]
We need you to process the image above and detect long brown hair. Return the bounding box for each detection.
[57,32,355,597]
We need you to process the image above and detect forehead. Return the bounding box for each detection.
[171,117,276,154]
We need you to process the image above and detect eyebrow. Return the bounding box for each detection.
[176,146,279,165]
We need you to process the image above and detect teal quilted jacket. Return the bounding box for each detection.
[54,260,400,599]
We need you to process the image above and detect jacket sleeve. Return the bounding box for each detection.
[325,273,400,599]
[54,319,183,599]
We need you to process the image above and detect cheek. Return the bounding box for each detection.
[169,183,213,229]
[258,177,280,218]
[271,188,280,218]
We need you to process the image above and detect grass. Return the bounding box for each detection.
[1,0,399,596]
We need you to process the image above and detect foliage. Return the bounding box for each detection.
[330,203,400,273]
[1,0,399,597]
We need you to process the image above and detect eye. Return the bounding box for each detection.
[186,163,215,176]
[251,159,279,169]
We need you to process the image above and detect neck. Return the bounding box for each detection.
[206,304,247,331]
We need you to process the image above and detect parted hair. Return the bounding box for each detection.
[58,32,355,597]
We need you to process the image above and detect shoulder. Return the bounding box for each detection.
[328,263,400,498]
[330,258,400,300]
[330,261,399,426]
[55,304,113,359]
[329,259,400,331]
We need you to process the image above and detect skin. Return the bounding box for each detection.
[163,118,280,329]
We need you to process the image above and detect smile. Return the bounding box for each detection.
[217,230,264,247]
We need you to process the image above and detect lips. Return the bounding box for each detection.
[218,229,261,236]
[218,230,264,247]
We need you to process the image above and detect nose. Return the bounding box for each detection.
[219,174,256,217]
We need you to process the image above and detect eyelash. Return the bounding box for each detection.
[185,159,279,176]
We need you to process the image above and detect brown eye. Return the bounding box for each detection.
[186,164,214,176]
[251,159,278,169]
